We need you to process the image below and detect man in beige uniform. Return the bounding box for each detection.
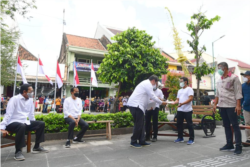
[213,62,243,155]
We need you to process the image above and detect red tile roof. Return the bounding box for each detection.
[161,51,175,61]
[66,34,106,51]
[228,58,250,69]
[190,59,196,63]
[107,28,123,35]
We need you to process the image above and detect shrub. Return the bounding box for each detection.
[1,111,168,134]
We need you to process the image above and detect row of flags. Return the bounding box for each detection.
[16,55,98,89]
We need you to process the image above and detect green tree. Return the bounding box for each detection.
[165,73,181,114]
[97,27,168,112]
[186,10,220,104]
[0,0,37,86]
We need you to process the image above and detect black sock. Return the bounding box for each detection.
[15,149,21,154]
[34,143,40,149]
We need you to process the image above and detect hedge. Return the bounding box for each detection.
[1,112,168,134]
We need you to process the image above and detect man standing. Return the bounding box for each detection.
[145,82,164,142]
[0,84,48,161]
[64,87,89,148]
[213,62,243,155]
[127,75,167,148]
[241,71,250,147]
[203,92,211,105]
[122,96,128,112]
[173,77,195,145]
[38,96,44,112]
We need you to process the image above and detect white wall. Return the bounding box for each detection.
[0,85,4,95]
[94,23,116,43]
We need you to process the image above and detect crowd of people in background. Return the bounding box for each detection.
[81,95,130,113]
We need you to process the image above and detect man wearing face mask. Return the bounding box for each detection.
[0,84,48,161]
[241,71,250,147]
[127,75,167,148]
[145,82,164,142]
[213,62,243,155]
[63,87,89,148]
[173,77,195,145]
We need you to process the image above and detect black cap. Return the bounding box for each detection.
[240,71,250,76]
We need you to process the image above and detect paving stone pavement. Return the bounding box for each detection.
[1,126,250,167]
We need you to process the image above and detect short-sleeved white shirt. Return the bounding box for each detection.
[177,87,194,112]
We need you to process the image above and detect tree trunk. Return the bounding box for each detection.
[196,79,200,105]
[113,82,122,113]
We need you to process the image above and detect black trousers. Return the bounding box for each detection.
[6,121,45,150]
[65,118,89,139]
[129,107,145,144]
[145,108,159,139]
[220,107,242,146]
[176,111,195,141]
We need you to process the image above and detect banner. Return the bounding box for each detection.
[75,62,100,72]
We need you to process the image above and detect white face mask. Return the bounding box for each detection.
[180,82,185,88]
[27,92,34,98]
[243,77,249,83]
[153,84,156,90]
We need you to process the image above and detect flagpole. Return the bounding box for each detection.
[89,59,92,112]
[13,52,19,96]
[34,54,39,108]
[53,61,58,112]
[73,61,75,87]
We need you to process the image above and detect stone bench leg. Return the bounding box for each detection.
[106,122,112,140]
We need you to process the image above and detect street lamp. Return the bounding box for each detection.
[212,35,225,94]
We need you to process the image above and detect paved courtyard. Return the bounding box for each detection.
[1,126,250,167]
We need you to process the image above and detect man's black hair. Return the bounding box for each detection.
[149,75,159,82]
[20,84,32,94]
[204,92,208,95]
[218,62,229,69]
[180,77,189,85]
[70,87,78,93]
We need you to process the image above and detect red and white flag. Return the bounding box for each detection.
[16,56,28,84]
[91,63,98,87]
[56,62,63,88]
[74,62,80,87]
[38,58,53,85]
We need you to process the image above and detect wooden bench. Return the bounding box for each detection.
[1,131,32,153]
[191,105,216,137]
[231,125,250,146]
[150,121,200,138]
[85,120,114,140]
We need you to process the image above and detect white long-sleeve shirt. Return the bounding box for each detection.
[127,79,162,113]
[147,88,164,110]
[0,94,35,130]
[63,97,82,118]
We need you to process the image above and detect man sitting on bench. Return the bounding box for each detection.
[0,84,48,161]
[64,87,89,148]
[173,77,195,145]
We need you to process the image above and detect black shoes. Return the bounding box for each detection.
[32,147,49,154]
[220,144,235,151]
[14,151,25,161]
[65,141,71,148]
[234,145,242,155]
[73,138,85,144]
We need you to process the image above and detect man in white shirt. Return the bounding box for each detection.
[173,77,195,145]
[127,75,167,148]
[145,82,164,142]
[122,96,128,112]
[64,87,89,148]
[0,84,48,161]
